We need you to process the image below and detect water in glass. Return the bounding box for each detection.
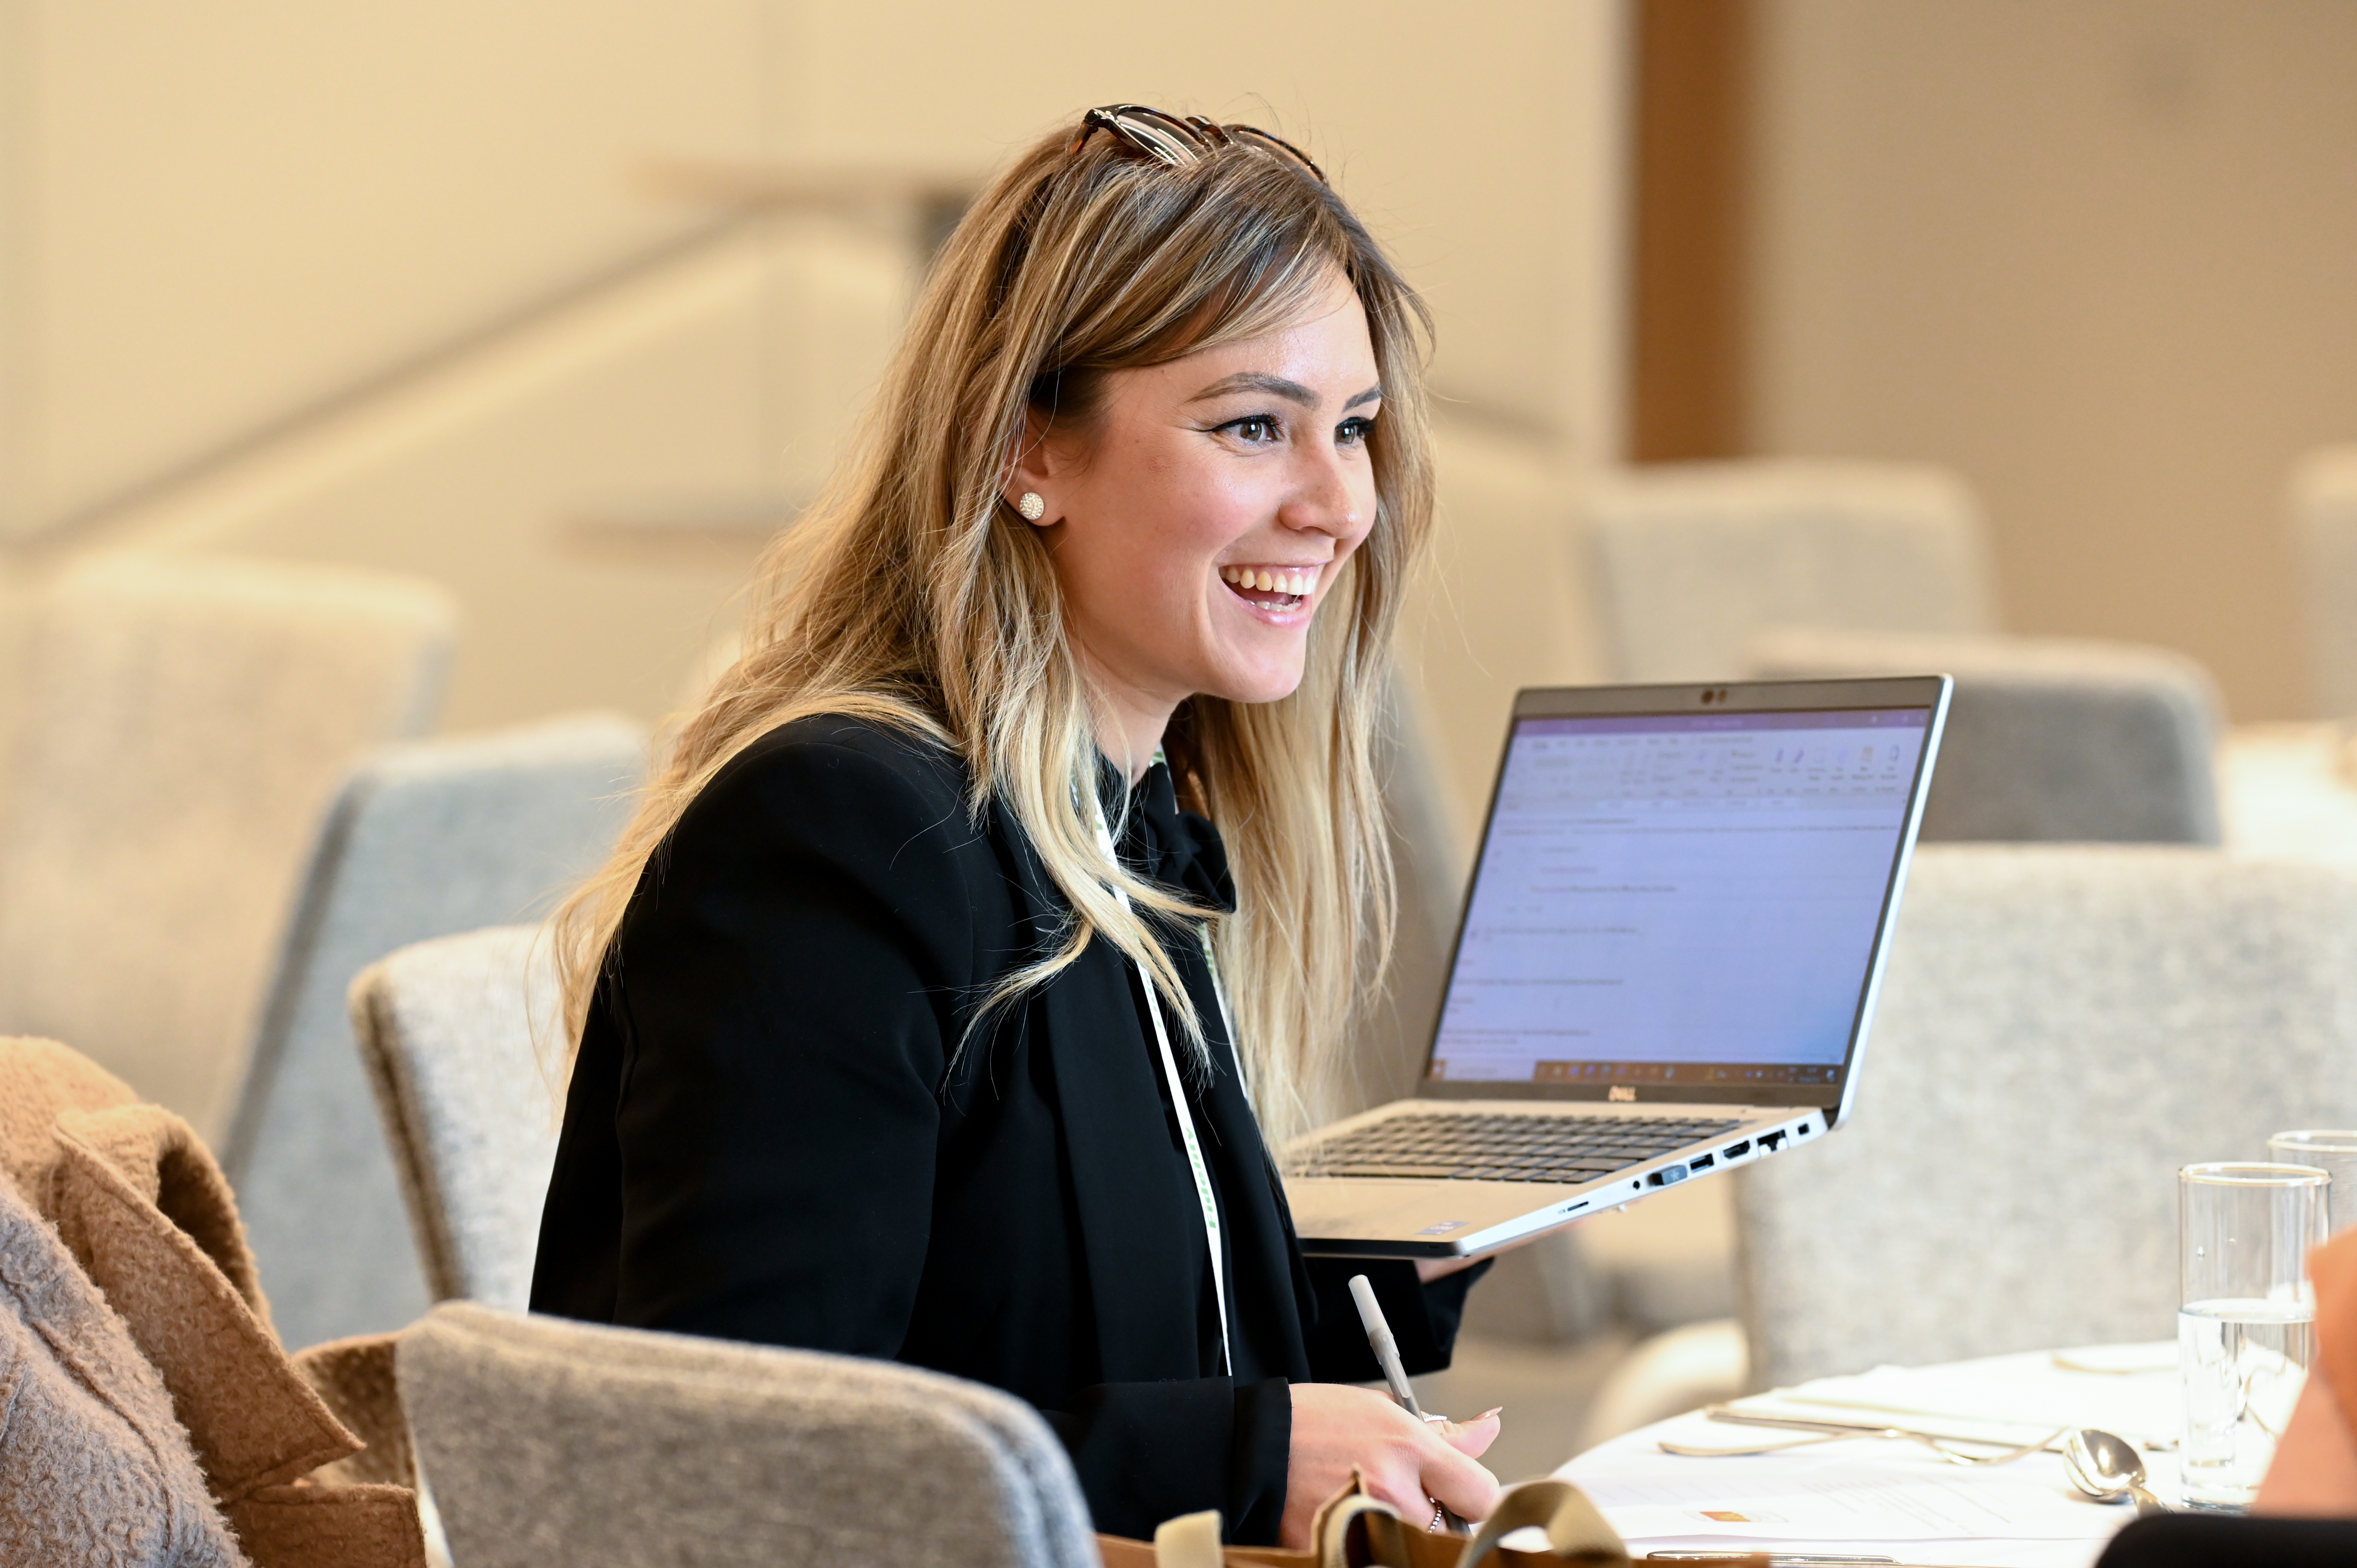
[2178,1298,2315,1508]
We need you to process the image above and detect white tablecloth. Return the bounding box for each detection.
[1554,1344,2186,1567]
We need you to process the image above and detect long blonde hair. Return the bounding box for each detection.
[552,114,1434,1142]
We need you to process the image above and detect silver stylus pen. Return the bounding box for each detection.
[1348,1272,1430,1419]
[1348,1273,1467,1534]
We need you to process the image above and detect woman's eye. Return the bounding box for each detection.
[1337,417,1376,448]
[1221,415,1283,444]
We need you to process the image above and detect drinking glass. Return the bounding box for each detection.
[2268,1130,2357,1235]
[2178,1162,2328,1510]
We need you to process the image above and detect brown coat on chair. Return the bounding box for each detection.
[0,1037,423,1567]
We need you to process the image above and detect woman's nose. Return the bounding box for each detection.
[1277,448,1366,537]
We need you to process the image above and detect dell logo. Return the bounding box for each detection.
[1609,1085,1636,1103]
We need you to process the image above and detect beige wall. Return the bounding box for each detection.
[0,1,772,537]
[90,226,910,730]
[0,1,1628,764]
[1749,0,2357,720]
[779,2,1629,454]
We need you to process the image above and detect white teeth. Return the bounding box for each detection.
[1221,563,1322,598]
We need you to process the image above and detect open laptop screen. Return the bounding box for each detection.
[1426,706,1930,1094]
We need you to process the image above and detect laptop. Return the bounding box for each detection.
[1284,675,1952,1259]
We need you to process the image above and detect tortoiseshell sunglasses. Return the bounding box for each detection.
[1069,103,1327,186]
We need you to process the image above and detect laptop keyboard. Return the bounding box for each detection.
[1288,1112,1744,1183]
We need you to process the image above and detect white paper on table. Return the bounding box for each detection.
[1620,1536,2113,1568]
[1560,1443,2123,1544]
[1730,1343,2182,1450]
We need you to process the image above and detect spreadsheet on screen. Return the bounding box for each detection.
[1430,708,1927,1085]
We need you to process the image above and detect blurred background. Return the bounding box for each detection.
[5,0,2351,841]
[4,0,2356,1483]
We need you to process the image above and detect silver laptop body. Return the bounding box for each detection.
[1285,675,1952,1259]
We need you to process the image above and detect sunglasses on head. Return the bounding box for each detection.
[1069,104,1327,186]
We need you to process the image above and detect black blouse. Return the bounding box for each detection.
[531,714,1482,1542]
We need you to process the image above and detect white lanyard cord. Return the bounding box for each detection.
[1092,809,1232,1377]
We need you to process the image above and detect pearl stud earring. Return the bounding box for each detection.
[1016,492,1046,521]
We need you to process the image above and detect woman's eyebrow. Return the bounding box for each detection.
[1188,372,1387,411]
[1190,372,1316,407]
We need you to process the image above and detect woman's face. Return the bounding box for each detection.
[1013,274,1382,749]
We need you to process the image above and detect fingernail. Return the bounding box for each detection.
[1476,1406,1503,1420]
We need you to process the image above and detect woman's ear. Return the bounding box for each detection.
[1002,406,1063,528]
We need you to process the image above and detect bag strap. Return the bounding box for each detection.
[1314,1492,1413,1568]
[1154,1510,1226,1568]
[1144,1493,1413,1568]
[1451,1480,1629,1568]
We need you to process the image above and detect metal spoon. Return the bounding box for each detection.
[2061,1428,2168,1517]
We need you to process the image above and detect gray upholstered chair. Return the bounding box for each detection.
[226,713,646,1348]
[347,926,560,1317]
[1581,459,1997,684]
[1737,845,2357,1389]
[0,553,456,1143]
[397,1300,1100,1568]
[1749,627,2224,844]
[2293,444,2357,718]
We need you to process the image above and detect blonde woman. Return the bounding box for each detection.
[532,106,1502,1545]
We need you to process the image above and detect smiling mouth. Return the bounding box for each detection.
[1221,562,1322,612]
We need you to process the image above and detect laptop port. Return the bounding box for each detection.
[1724,1140,1751,1158]
[1686,1153,1715,1171]
[1646,1164,1689,1187]
[1758,1130,1787,1152]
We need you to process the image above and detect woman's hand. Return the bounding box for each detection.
[2255,1372,2357,1514]
[1282,1383,1504,1548]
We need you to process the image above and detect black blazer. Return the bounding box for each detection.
[532,715,1482,1542]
